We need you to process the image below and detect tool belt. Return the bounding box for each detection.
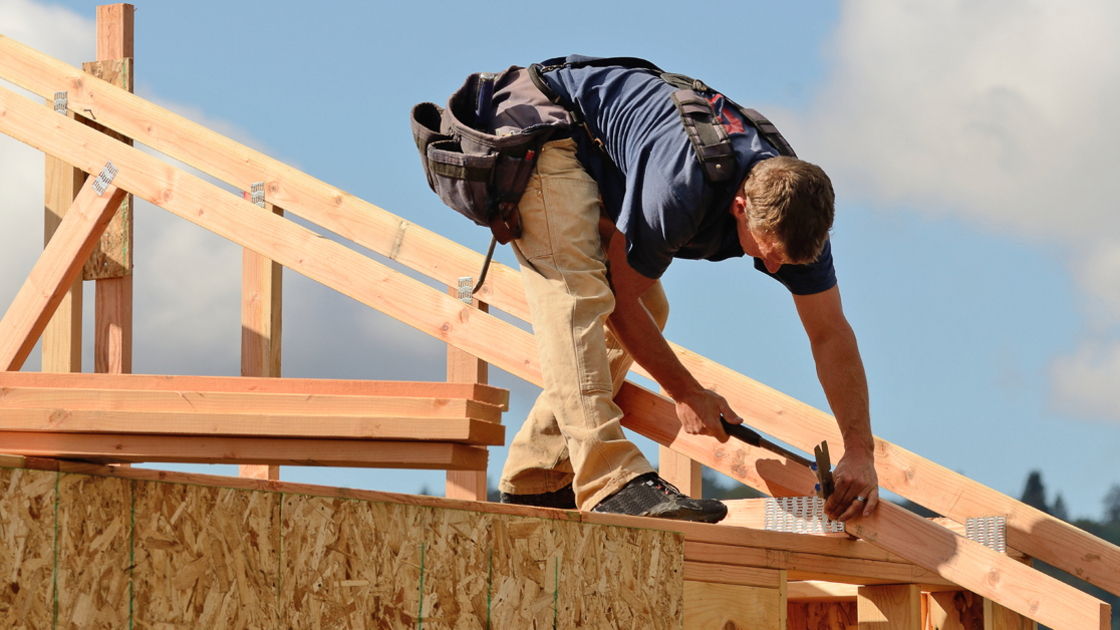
[410,57,797,293]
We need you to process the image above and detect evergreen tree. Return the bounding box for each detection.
[1020,470,1049,513]
[1051,493,1069,521]
[1104,484,1120,524]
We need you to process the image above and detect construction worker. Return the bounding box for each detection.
[496,56,879,523]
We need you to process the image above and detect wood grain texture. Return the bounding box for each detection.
[445,284,489,501]
[683,581,782,630]
[790,601,859,630]
[41,142,85,373]
[858,584,921,630]
[0,432,489,469]
[0,386,503,422]
[80,59,132,281]
[0,181,126,371]
[0,371,509,409]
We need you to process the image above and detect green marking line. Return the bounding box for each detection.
[553,557,559,630]
[417,542,426,629]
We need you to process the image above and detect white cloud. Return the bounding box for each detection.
[787,0,1120,418]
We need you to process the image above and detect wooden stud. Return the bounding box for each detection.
[241,194,283,481]
[658,386,702,497]
[445,285,489,501]
[789,601,858,630]
[659,444,702,498]
[89,4,134,381]
[858,584,921,630]
[41,135,86,373]
[0,181,126,371]
[683,580,785,630]
[927,591,985,630]
[1,34,1118,603]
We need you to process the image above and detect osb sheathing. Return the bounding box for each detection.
[0,468,54,629]
[0,465,684,629]
[56,473,131,629]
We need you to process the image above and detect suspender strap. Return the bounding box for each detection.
[738,107,797,158]
[671,90,736,183]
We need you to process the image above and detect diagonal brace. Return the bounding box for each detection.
[0,173,127,370]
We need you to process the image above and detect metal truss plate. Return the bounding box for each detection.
[250,182,265,208]
[92,161,118,196]
[965,516,1007,553]
[764,496,845,534]
[457,277,473,304]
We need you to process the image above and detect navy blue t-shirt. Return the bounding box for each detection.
[539,56,836,296]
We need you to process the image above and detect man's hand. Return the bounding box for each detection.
[674,388,742,443]
[825,447,879,521]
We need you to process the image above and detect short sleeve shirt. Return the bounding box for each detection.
[539,56,836,296]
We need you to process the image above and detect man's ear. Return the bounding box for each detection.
[730,193,747,219]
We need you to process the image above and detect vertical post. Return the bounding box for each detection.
[89,4,135,377]
[926,591,985,630]
[445,281,489,501]
[659,388,702,497]
[240,188,283,481]
[41,150,85,372]
[858,584,921,630]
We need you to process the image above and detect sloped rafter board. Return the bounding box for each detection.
[0,34,1112,602]
[0,463,684,629]
[0,52,1108,630]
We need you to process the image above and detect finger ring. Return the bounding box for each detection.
[855,495,867,502]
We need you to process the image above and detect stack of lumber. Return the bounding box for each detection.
[0,372,506,470]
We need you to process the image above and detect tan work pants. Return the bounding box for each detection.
[498,138,664,510]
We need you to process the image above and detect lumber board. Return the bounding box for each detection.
[0,34,533,321]
[0,34,1115,603]
[789,601,858,630]
[0,83,1104,630]
[445,284,489,501]
[0,432,488,469]
[846,502,1109,630]
[682,563,783,588]
[683,581,784,630]
[0,180,126,371]
[241,197,283,381]
[685,541,952,587]
[0,371,509,410]
[858,584,921,630]
[80,59,133,281]
[93,275,132,374]
[41,137,85,373]
[0,408,504,444]
[788,581,859,603]
[95,4,134,59]
[927,591,986,630]
[0,386,503,422]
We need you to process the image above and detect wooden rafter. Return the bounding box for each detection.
[0,178,126,371]
[0,34,1110,601]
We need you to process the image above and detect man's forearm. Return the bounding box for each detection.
[606,303,700,400]
[810,323,873,455]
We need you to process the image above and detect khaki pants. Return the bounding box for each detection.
[499,138,665,510]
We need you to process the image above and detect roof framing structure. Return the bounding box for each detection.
[0,11,1113,629]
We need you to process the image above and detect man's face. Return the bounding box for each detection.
[732,199,790,273]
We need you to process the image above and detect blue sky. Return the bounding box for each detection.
[1,0,1118,520]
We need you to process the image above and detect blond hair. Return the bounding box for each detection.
[741,156,834,264]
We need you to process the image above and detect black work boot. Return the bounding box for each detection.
[499,484,577,509]
[592,472,727,523]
